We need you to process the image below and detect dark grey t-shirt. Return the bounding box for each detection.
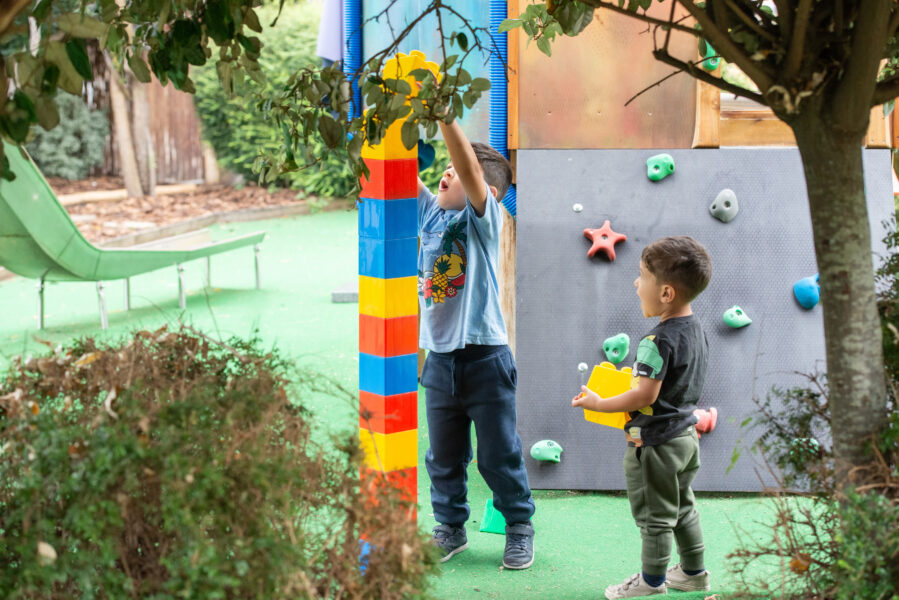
[627,315,709,446]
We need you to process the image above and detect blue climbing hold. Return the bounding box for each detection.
[793,274,820,309]
[417,140,436,172]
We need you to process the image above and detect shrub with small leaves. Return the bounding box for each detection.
[24,93,108,180]
[0,327,436,599]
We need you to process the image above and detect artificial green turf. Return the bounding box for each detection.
[0,209,777,599]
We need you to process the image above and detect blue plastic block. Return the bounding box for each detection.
[358,197,418,240]
[793,273,820,309]
[359,352,418,396]
[358,237,418,279]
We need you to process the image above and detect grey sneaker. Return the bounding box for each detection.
[604,573,667,599]
[502,522,535,569]
[432,524,468,562]
[666,564,711,591]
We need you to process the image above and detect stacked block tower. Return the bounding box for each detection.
[358,51,439,508]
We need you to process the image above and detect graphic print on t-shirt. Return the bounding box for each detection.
[419,219,467,307]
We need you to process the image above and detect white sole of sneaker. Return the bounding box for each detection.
[668,584,711,592]
[502,555,535,570]
[440,542,469,563]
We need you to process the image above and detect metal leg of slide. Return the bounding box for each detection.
[254,244,261,289]
[125,278,131,311]
[177,264,186,310]
[205,256,212,288]
[37,277,45,330]
[96,282,109,330]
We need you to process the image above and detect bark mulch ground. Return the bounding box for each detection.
[50,177,316,244]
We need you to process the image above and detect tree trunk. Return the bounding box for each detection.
[792,115,888,484]
[130,74,154,196]
[105,54,143,198]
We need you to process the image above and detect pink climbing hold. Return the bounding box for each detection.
[583,220,627,261]
[693,407,718,439]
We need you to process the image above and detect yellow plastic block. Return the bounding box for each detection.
[361,120,417,160]
[361,51,441,160]
[359,427,417,471]
[359,275,418,318]
[582,361,632,430]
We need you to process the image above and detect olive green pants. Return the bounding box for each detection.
[623,426,705,576]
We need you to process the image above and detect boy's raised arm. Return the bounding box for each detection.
[438,119,488,216]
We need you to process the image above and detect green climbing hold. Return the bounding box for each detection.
[479,499,507,534]
[699,39,720,71]
[723,305,752,328]
[646,153,675,182]
[530,439,563,463]
[602,333,630,364]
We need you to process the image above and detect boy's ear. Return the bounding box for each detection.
[488,184,499,200]
[661,283,676,304]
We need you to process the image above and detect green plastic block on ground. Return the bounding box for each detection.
[479,499,506,535]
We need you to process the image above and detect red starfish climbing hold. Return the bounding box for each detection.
[583,220,627,261]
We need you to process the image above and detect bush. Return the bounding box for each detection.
[25,93,108,180]
[193,2,350,196]
[0,327,436,599]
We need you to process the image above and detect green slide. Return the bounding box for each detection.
[0,142,266,328]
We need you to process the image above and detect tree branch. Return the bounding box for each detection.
[724,0,777,43]
[871,74,899,106]
[577,0,697,35]
[832,0,892,131]
[783,0,812,81]
[676,0,775,92]
[652,48,766,104]
[772,0,793,42]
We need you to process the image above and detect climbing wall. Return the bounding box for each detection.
[515,148,894,491]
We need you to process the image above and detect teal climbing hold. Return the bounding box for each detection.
[479,499,507,534]
[602,333,630,364]
[699,39,720,71]
[530,439,563,463]
[646,154,675,181]
[793,274,820,309]
[723,305,752,328]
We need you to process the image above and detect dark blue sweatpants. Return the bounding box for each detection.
[421,344,535,526]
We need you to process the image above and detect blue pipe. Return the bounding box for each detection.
[343,0,363,119]
[489,0,516,217]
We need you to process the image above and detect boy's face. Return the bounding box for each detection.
[634,260,666,318]
[436,163,467,211]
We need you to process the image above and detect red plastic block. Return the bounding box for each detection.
[359,314,418,357]
[359,390,418,434]
[359,158,419,200]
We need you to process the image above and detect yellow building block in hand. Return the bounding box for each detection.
[582,361,632,430]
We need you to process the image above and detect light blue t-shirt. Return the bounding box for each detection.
[417,184,508,352]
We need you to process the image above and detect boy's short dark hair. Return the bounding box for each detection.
[642,236,712,303]
[471,142,512,202]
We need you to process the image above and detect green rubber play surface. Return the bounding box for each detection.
[0,209,775,599]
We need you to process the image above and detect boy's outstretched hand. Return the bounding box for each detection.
[571,386,602,411]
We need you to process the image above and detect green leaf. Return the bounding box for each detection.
[318,113,342,148]
[456,32,468,52]
[536,37,552,57]
[32,0,54,22]
[56,14,109,38]
[40,64,59,94]
[884,99,895,118]
[65,39,93,80]
[45,41,84,95]
[400,119,418,150]
[34,96,60,130]
[555,4,595,36]
[128,53,152,83]
[470,77,491,92]
[216,60,233,95]
[498,19,521,33]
